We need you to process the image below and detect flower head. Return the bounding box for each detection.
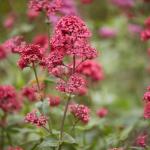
[32,34,48,49]
[136,134,147,147]
[99,27,117,39]
[144,102,150,119]
[77,60,104,81]
[25,110,47,127]
[48,95,60,107]
[22,87,37,102]
[69,103,90,123]
[97,107,108,118]
[0,45,7,60]
[0,85,22,112]
[17,44,44,69]
[56,73,86,94]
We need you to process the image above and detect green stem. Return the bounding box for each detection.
[57,95,71,150]
[32,62,40,92]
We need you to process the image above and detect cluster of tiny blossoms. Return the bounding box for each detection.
[141,17,150,41]
[25,110,47,127]
[22,86,37,102]
[69,104,90,124]
[0,85,22,113]
[28,0,62,22]
[136,134,147,147]
[143,86,150,119]
[48,95,60,107]
[110,0,135,9]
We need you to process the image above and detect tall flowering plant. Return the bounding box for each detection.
[0,0,102,148]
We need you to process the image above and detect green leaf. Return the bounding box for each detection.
[62,133,76,144]
[37,135,59,148]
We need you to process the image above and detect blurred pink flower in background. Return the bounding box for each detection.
[110,0,135,9]
[22,86,37,102]
[0,85,22,113]
[32,34,48,50]
[27,9,39,21]
[48,95,61,107]
[128,24,142,35]
[0,45,7,60]
[97,107,108,118]
[99,27,117,39]
[136,134,147,147]
[77,60,104,82]
[3,12,16,29]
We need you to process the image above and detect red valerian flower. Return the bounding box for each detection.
[99,27,117,39]
[3,36,25,53]
[144,102,150,119]
[145,17,150,28]
[55,15,91,38]
[69,103,90,123]
[0,45,7,60]
[51,15,97,59]
[97,107,108,118]
[141,29,150,41]
[0,85,22,112]
[3,12,16,29]
[51,65,67,77]
[143,91,150,102]
[48,95,60,107]
[56,73,86,94]
[7,147,23,150]
[27,9,39,21]
[77,60,104,82]
[28,0,62,17]
[22,87,37,102]
[136,134,147,147]
[42,50,64,72]
[25,110,47,127]
[17,44,45,69]
[110,0,134,9]
[32,34,48,49]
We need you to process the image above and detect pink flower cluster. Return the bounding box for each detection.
[77,60,104,82]
[0,85,21,112]
[97,107,108,118]
[69,104,90,123]
[56,73,86,94]
[110,0,134,9]
[143,86,150,119]
[28,0,62,20]
[48,95,60,107]
[25,110,47,127]
[141,17,150,41]
[17,44,45,69]
[3,12,16,29]
[3,36,25,53]
[136,134,147,147]
[0,45,7,60]
[48,0,78,25]
[32,34,48,50]
[22,86,37,102]
[99,27,117,39]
